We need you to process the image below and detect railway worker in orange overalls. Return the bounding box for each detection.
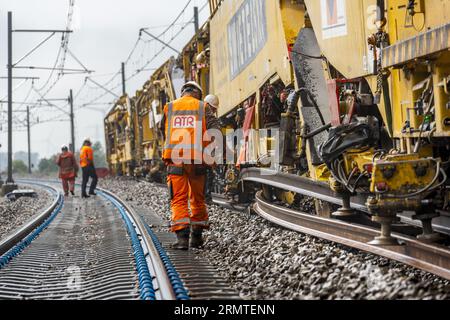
[56,145,78,196]
[80,138,98,198]
[161,82,221,250]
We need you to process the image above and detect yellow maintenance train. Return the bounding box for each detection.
[105,0,450,245]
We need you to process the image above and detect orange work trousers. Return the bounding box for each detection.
[167,164,209,232]
[61,178,75,195]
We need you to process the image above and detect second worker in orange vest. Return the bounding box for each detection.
[160,81,221,250]
[80,138,98,198]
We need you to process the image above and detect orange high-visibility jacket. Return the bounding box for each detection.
[162,96,207,162]
[56,151,78,179]
[80,145,94,168]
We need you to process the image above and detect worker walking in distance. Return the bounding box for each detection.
[80,138,98,198]
[161,81,221,250]
[56,145,78,197]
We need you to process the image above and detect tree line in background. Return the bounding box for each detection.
[11,141,108,175]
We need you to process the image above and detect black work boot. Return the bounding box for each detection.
[172,229,190,250]
[190,226,204,249]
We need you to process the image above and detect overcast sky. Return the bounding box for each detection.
[0,0,208,158]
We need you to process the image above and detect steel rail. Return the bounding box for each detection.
[253,191,450,281]
[10,179,177,300]
[97,187,177,300]
[0,182,60,256]
[240,167,450,235]
[240,167,369,212]
[99,180,237,299]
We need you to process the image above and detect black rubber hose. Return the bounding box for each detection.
[304,122,332,139]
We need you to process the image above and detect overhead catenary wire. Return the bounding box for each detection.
[33,43,63,93]
[153,0,193,38]
[0,1,78,136]
[14,0,95,134]
[77,20,191,110]
[32,86,69,115]
[77,1,154,95]
[0,79,29,103]
[129,0,208,81]
[3,0,210,137]
[16,81,35,111]
[76,0,205,110]
[34,0,75,96]
[57,0,75,77]
[0,81,36,128]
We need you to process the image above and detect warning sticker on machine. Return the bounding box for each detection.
[320,0,348,39]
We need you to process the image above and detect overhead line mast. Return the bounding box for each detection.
[4,10,75,193]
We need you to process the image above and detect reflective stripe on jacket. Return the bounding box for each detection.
[162,96,207,162]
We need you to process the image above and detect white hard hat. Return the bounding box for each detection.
[84,137,91,143]
[61,144,69,150]
[205,94,219,110]
[181,81,203,95]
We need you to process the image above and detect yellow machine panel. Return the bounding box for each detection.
[135,58,178,164]
[386,0,449,44]
[305,0,450,139]
[104,96,135,175]
[102,0,450,246]
[304,0,379,79]
[210,0,303,116]
[370,154,438,194]
[383,0,450,139]
[142,112,155,142]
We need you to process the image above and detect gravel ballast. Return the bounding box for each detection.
[0,185,54,240]
[101,177,450,300]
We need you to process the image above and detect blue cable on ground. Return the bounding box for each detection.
[143,221,190,300]
[0,191,64,269]
[99,191,156,301]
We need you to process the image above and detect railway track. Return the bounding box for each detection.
[138,175,450,280]
[253,191,450,281]
[0,180,237,300]
[217,167,450,280]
